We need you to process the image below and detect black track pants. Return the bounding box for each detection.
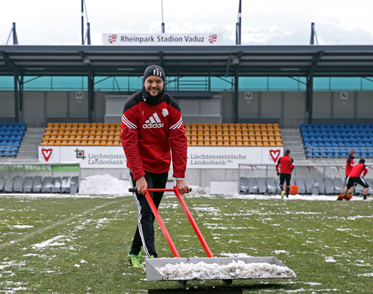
[129,170,168,257]
[279,173,291,196]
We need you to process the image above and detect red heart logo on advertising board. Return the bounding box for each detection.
[269,149,281,163]
[42,149,52,162]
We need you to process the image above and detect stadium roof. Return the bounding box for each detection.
[1,45,373,77]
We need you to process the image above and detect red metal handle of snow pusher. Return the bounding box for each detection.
[129,187,214,258]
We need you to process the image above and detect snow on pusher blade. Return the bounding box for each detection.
[145,257,296,281]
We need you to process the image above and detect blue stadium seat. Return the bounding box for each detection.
[324,142,331,147]
[331,142,338,147]
[351,142,358,147]
[318,142,325,147]
[322,137,330,142]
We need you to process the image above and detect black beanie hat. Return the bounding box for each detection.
[143,65,165,83]
[359,158,365,164]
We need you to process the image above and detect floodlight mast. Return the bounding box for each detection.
[6,23,18,45]
[81,0,91,45]
[81,0,84,45]
[161,0,165,33]
[236,0,242,45]
[310,22,319,45]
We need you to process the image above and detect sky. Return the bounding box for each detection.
[1,0,373,46]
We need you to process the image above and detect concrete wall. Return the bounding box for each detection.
[1,90,373,127]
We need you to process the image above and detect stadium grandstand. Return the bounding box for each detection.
[1,44,373,192]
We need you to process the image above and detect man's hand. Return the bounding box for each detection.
[176,180,190,195]
[135,176,148,195]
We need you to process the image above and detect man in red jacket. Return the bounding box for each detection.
[121,65,189,267]
[343,150,355,195]
[276,149,295,199]
[343,158,369,201]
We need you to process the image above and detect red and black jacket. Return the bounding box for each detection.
[276,155,294,174]
[348,163,368,178]
[345,157,355,176]
[121,91,187,181]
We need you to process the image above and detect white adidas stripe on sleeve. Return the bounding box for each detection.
[170,117,183,130]
[122,114,137,129]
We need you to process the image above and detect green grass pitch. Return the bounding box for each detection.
[1,194,372,293]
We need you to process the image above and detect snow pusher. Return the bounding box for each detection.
[129,187,296,284]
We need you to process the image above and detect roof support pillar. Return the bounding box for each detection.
[306,71,314,124]
[87,69,94,123]
[13,68,20,123]
[234,70,239,123]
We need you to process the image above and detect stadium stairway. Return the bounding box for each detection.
[16,128,45,160]
[281,128,306,161]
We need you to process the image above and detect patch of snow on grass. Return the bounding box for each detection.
[325,256,336,263]
[11,225,34,229]
[357,273,373,277]
[31,235,66,249]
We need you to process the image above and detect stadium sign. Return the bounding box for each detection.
[38,146,283,169]
[103,33,222,46]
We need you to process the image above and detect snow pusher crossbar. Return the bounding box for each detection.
[128,187,296,284]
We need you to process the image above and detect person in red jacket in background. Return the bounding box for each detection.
[121,65,189,268]
[343,158,369,201]
[276,149,295,199]
[343,150,355,196]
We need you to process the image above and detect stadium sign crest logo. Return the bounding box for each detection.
[209,34,217,44]
[41,148,53,162]
[108,34,117,44]
[269,149,281,163]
